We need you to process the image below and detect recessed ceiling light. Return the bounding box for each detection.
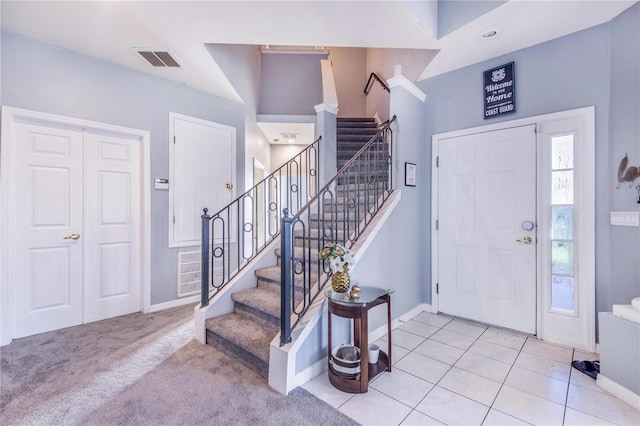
[480,28,501,39]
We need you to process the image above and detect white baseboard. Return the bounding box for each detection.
[398,303,431,323]
[597,374,640,411]
[369,303,432,342]
[148,295,200,313]
[294,357,328,388]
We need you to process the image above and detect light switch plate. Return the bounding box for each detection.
[610,211,640,227]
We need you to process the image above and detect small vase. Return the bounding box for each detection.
[331,269,350,293]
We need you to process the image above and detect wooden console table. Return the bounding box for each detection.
[326,286,393,393]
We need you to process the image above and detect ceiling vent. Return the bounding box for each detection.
[281,133,298,143]
[136,49,180,67]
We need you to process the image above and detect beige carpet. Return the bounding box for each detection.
[0,305,356,425]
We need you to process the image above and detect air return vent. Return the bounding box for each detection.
[280,133,298,143]
[136,50,180,67]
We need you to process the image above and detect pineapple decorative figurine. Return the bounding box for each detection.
[319,242,354,294]
[332,265,351,293]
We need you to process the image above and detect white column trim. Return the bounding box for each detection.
[387,75,427,103]
[314,103,338,115]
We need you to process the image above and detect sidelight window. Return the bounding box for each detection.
[549,134,576,313]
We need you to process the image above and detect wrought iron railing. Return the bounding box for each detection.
[280,116,396,345]
[364,72,390,95]
[200,137,321,307]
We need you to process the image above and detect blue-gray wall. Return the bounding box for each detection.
[418,4,640,315]
[259,53,325,115]
[351,84,427,330]
[1,31,247,305]
[437,0,507,39]
[205,43,271,189]
[606,3,640,311]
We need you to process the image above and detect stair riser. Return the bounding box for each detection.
[337,117,376,123]
[336,123,378,131]
[234,302,279,327]
[337,121,377,126]
[310,220,359,232]
[257,269,320,287]
[206,331,269,378]
[337,176,389,185]
[336,133,376,142]
[256,278,320,298]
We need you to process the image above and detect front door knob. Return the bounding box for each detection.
[64,233,80,240]
[516,236,533,244]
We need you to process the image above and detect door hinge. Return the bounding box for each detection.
[435,219,439,230]
[173,135,176,144]
[436,283,439,294]
[436,156,439,167]
[535,124,541,134]
[173,215,176,224]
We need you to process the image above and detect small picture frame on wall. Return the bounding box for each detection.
[405,162,416,187]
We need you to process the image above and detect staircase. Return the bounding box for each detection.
[204,117,393,379]
[337,117,380,170]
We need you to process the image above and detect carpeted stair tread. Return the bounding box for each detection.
[294,228,346,240]
[310,212,361,222]
[205,313,277,377]
[274,246,319,261]
[337,117,376,123]
[232,287,282,321]
[256,265,322,287]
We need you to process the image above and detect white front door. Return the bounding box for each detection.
[12,121,85,338]
[438,125,537,333]
[83,132,141,323]
[10,120,142,338]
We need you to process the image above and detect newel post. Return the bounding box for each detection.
[201,208,211,308]
[280,208,292,345]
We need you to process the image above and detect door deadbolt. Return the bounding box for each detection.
[521,221,535,231]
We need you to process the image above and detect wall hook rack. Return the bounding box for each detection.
[617,153,640,189]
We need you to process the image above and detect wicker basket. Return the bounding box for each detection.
[330,345,361,379]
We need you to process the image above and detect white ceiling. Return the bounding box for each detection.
[2,0,636,103]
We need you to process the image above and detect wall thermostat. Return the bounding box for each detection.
[154,178,169,190]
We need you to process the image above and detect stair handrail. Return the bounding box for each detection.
[364,72,390,95]
[280,115,397,345]
[200,136,321,308]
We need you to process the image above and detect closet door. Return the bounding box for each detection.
[83,132,141,323]
[12,121,84,338]
[11,120,143,338]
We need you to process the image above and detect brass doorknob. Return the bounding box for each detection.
[516,236,532,244]
[64,233,80,240]
[225,183,233,191]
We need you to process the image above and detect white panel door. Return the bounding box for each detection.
[83,132,141,323]
[12,121,84,338]
[438,125,537,333]
[170,115,235,246]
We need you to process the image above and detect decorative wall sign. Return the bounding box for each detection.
[405,162,416,187]
[484,62,515,119]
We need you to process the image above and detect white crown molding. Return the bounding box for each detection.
[387,75,427,103]
[314,103,338,115]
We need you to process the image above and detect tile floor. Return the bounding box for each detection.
[302,312,640,425]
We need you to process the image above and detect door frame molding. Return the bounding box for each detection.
[431,107,595,350]
[0,106,151,346]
